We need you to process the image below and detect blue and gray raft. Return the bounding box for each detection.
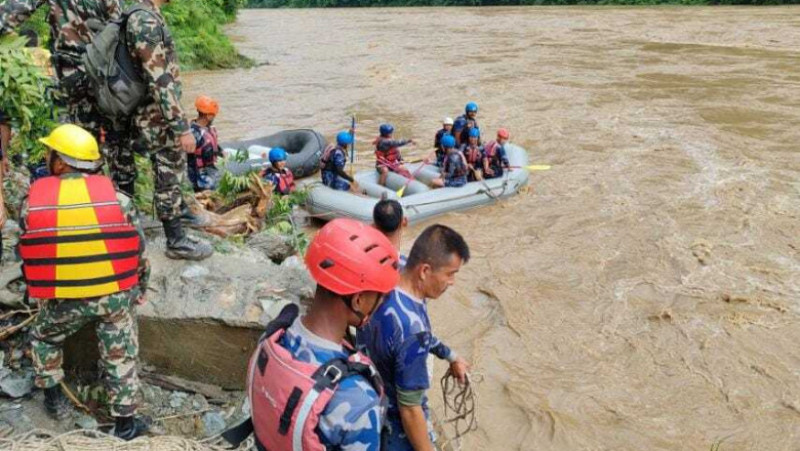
[302,144,530,224]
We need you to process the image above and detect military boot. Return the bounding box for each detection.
[163,218,213,261]
[43,386,71,420]
[113,415,150,441]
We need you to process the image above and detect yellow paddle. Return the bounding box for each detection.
[509,164,552,171]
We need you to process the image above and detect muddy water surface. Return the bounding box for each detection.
[184,7,800,450]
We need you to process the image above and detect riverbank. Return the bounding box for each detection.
[246,0,794,8]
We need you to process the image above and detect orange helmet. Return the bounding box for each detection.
[195,95,220,115]
[497,128,510,140]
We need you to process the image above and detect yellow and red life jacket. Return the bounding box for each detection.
[19,175,141,299]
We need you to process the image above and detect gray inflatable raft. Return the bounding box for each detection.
[221,129,326,178]
[304,144,530,224]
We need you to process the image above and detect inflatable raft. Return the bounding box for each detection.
[304,143,529,224]
[221,129,325,178]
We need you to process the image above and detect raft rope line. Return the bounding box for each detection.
[439,369,478,445]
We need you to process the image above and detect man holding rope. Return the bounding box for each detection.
[18,124,149,440]
[358,224,471,451]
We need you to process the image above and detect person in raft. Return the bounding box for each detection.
[441,135,468,188]
[262,147,295,195]
[374,123,414,186]
[460,127,485,182]
[483,128,511,179]
[451,117,467,147]
[320,130,359,192]
[433,117,454,167]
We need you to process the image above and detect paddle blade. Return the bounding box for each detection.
[396,186,407,198]
[527,165,551,171]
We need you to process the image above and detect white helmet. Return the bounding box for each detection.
[443,117,454,126]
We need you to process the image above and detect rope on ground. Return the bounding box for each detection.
[439,369,478,446]
[0,428,254,451]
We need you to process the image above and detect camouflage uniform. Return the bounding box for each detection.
[19,174,149,417]
[0,0,125,167]
[124,0,190,221]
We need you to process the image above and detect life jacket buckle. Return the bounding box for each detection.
[323,365,343,384]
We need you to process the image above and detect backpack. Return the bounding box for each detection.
[82,5,158,120]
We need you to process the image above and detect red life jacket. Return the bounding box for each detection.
[194,125,219,168]
[19,175,140,299]
[374,136,401,167]
[320,144,343,172]
[463,145,483,167]
[276,168,295,195]
[484,140,499,159]
[248,307,384,451]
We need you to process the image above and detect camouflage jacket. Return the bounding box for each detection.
[18,172,151,301]
[0,0,121,75]
[126,0,189,151]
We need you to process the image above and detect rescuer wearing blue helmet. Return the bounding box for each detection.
[320,130,359,192]
[262,147,296,195]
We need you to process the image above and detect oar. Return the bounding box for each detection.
[349,115,356,177]
[509,164,551,171]
[396,163,428,198]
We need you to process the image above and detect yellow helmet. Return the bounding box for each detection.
[39,124,102,170]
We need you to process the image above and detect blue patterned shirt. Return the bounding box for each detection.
[281,318,384,450]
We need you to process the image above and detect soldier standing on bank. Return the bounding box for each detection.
[18,124,149,439]
[121,0,212,260]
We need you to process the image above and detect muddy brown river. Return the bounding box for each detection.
[183,6,800,450]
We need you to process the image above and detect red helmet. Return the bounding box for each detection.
[195,95,220,115]
[497,128,510,140]
[305,218,400,295]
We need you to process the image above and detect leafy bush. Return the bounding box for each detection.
[162,0,253,70]
[0,37,57,164]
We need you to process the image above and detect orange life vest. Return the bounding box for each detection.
[19,175,141,299]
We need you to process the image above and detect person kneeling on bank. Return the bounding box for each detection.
[19,124,150,440]
[262,147,295,195]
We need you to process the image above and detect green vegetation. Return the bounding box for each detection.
[0,37,57,163]
[248,0,797,7]
[267,189,310,254]
[161,0,253,70]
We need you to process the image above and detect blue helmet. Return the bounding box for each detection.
[269,147,287,164]
[379,123,394,136]
[469,127,481,139]
[441,134,456,149]
[336,130,353,146]
[453,118,467,131]
[465,102,478,113]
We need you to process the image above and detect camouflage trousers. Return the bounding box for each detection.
[29,289,140,417]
